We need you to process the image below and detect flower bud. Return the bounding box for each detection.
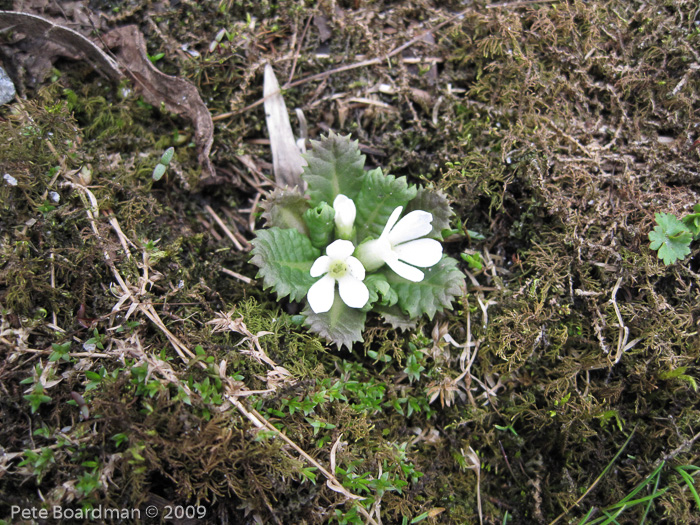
[333,194,356,240]
[303,202,335,249]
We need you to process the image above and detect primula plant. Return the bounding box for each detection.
[251,133,464,347]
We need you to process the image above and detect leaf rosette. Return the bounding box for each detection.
[250,133,465,347]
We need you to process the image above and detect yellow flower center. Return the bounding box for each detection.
[328,260,348,279]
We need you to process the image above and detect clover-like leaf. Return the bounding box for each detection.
[302,133,365,206]
[384,256,464,319]
[354,168,417,243]
[250,227,320,301]
[405,186,454,239]
[649,213,693,265]
[302,295,366,349]
[259,187,310,235]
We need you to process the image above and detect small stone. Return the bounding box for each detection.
[3,173,17,186]
[0,67,16,105]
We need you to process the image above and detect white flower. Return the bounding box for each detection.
[308,239,369,313]
[333,194,356,240]
[355,206,442,282]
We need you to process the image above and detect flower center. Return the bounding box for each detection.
[328,260,348,279]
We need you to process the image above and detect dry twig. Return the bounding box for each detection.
[204,204,244,250]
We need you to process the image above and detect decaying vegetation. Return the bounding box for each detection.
[1,0,699,523]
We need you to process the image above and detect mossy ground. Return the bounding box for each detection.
[1,1,699,523]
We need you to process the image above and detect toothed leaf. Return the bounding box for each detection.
[302,133,365,206]
[259,188,310,235]
[405,186,454,239]
[354,168,417,243]
[249,227,319,301]
[384,256,464,319]
[303,296,366,349]
[375,305,416,331]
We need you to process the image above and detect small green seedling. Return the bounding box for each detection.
[147,52,165,64]
[461,252,483,271]
[152,147,175,181]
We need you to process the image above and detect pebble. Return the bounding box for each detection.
[0,67,16,105]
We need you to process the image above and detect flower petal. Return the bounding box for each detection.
[380,206,404,238]
[345,256,366,280]
[384,254,425,282]
[326,239,355,260]
[387,210,433,245]
[310,255,331,277]
[307,275,336,313]
[337,275,369,308]
[394,238,443,267]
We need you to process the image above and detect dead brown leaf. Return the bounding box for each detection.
[0,10,121,88]
[263,63,305,189]
[102,25,216,184]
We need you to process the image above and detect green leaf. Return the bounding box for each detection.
[405,186,454,240]
[467,229,485,240]
[250,227,320,302]
[302,133,365,206]
[404,352,425,383]
[152,163,167,181]
[374,305,416,331]
[259,187,310,235]
[300,466,318,484]
[411,512,430,523]
[658,366,697,391]
[365,273,398,308]
[148,52,165,63]
[675,466,700,509]
[461,252,483,271]
[303,294,366,349]
[384,256,464,319]
[354,168,417,242]
[303,202,335,248]
[160,147,175,165]
[681,204,700,238]
[649,213,692,265]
